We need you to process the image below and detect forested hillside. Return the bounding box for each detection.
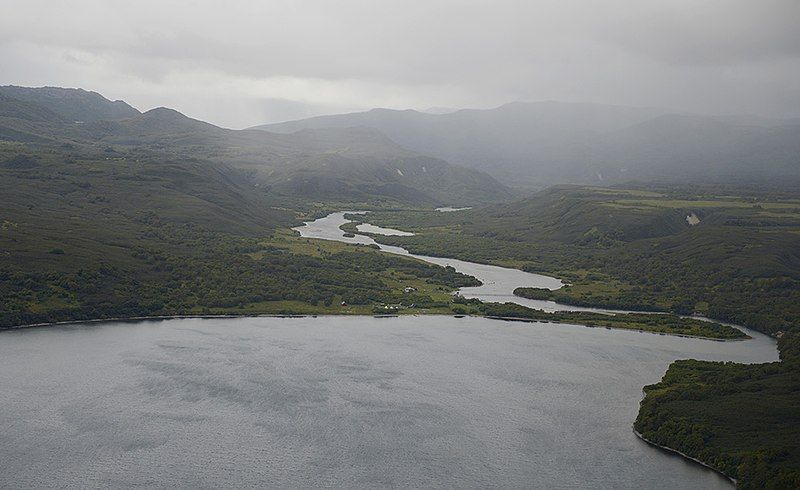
[0,87,499,326]
[634,333,800,488]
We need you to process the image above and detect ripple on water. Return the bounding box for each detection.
[0,315,774,487]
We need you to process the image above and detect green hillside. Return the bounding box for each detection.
[363,185,800,333]
[0,141,481,326]
[0,87,512,207]
[0,85,140,122]
[0,88,501,326]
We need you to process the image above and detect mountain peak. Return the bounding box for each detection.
[0,85,140,122]
[128,106,222,134]
[367,107,422,115]
[142,106,187,119]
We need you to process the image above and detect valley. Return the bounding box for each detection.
[3,1,799,487]
[257,102,800,189]
[1,86,798,488]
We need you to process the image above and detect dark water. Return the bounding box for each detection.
[0,316,777,488]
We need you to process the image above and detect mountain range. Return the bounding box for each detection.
[0,85,511,206]
[256,101,800,188]
[4,85,798,201]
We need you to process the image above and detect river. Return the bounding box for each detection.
[0,213,779,488]
[297,212,684,314]
[295,212,595,312]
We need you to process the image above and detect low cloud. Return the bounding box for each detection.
[1,0,798,127]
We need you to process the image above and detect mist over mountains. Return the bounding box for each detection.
[3,85,798,201]
[0,86,510,206]
[257,101,800,188]
[0,85,139,123]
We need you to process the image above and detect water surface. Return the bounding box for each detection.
[0,213,779,488]
[356,223,415,236]
[0,316,777,488]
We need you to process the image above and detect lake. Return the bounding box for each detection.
[0,315,777,488]
[0,213,779,488]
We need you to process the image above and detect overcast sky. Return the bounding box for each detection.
[1,0,798,128]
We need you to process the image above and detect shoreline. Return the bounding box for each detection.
[309,216,761,342]
[1,311,752,341]
[632,428,737,487]
[483,315,748,342]
[1,313,310,331]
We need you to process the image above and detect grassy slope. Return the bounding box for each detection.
[0,86,510,326]
[252,217,743,339]
[0,142,745,339]
[342,218,746,339]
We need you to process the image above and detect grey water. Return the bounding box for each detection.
[0,213,779,488]
[356,223,414,236]
[0,316,777,488]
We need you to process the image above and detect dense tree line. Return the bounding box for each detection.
[0,221,477,328]
[635,335,800,489]
[478,302,745,339]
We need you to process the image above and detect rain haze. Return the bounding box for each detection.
[1,0,799,128]
[2,2,800,488]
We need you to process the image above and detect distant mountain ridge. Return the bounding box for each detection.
[0,86,511,206]
[255,101,800,188]
[0,85,140,122]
